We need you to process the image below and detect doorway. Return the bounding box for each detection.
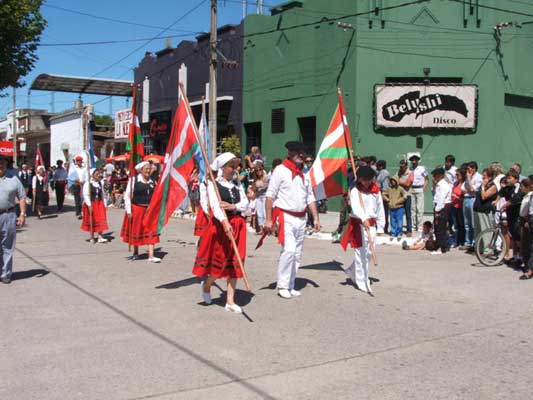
[298,116,316,156]
[244,122,262,154]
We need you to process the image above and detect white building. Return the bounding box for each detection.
[50,108,85,163]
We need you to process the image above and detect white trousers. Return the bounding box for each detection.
[345,226,376,293]
[277,213,306,290]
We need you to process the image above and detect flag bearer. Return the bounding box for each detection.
[121,161,161,263]
[81,168,109,243]
[264,141,321,299]
[341,166,385,295]
[192,153,249,314]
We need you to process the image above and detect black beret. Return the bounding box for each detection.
[356,165,376,179]
[285,141,306,153]
[431,167,445,176]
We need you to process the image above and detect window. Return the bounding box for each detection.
[505,93,533,109]
[271,108,285,134]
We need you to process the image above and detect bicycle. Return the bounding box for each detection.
[474,213,508,266]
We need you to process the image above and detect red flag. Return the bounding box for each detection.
[35,147,47,183]
[143,87,199,234]
[309,93,353,200]
[126,85,145,176]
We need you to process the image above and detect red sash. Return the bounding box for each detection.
[340,217,376,250]
[256,207,306,250]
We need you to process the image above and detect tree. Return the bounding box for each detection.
[0,0,46,92]
[93,115,114,126]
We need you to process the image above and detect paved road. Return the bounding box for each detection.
[1,206,532,400]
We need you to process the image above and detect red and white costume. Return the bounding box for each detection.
[192,176,248,279]
[266,159,316,291]
[341,182,385,293]
[81,178,109,233]
[193,181,209,237]
[120,175,159,246]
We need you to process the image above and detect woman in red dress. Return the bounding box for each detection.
[120,162,160,263]
[81,169,109,243]
[192,152,249,314]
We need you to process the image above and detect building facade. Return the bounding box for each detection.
[242,0,533,209]
[134,23,243,155]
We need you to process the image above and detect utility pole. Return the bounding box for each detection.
[12,87,17,166]
[209,0,218,160]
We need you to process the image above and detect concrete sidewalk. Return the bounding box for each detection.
[1,206,532,400]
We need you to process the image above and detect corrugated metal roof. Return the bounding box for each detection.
[31,74,133,96]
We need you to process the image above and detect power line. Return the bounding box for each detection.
[42,3,198,34]
[91,0,209,78]
[40,33,199,47]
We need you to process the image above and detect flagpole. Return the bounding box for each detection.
[127,85,138,253]
[84,112,94,243]
[179,83,252,292]
[337,87,378,266]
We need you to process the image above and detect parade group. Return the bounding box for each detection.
[1,141,532,314]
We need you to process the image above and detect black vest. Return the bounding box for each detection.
[133,178,155,206]
[216,181,240,204]
[35,177,45,193]
[90,182,104,201]
[20,171,31,188]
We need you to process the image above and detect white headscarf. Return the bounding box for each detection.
[210,152,237,171]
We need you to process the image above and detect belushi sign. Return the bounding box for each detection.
[375,84,478,130]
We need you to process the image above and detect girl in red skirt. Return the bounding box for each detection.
[121,161,161,263]
[81,169,109,243]
[192,152,249,314]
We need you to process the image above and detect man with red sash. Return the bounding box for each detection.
[341,166,385,295]
[264,141,320,299]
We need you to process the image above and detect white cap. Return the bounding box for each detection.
[407,152,421,161]
[36,165,45,172]
[90,168,97,175]
[135,161,150,172]
[252,159,264,166]
[210,152,237,171]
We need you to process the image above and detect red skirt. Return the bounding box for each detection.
[81,200,109,233]
[120,204,160,246]
[192,215,246,279]
[193,207,209,236]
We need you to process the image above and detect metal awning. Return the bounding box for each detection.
[30,74,133,96]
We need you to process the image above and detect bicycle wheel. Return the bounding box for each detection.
[474,228,507,266]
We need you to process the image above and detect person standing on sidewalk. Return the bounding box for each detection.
[264,141,320,299]
[376,160,390,235]
[0,155,27,284]
[462,162,483,250]
[398,160,413,237]
[409,153,428,233]
[431,167,452,255]
[53,160,68,212]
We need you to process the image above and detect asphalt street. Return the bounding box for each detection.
[2,206,533,400]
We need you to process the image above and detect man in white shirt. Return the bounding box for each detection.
[431,167,452,255]
[444,154,457,185]
[264,141,320,299]
[462,161,483,249]
[409,153,428,233]
[73,155,88,219]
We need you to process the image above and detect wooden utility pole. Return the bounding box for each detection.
[209,0,218,160]
[12,87,17,166]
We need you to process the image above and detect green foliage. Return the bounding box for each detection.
[220,135,241,155]
[93,114,114,126]
[0,0,46,91]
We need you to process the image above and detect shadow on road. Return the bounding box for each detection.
[300,260,344,271]
[11,269,50,281]
[156,276,200,289]
[259,277,320,291]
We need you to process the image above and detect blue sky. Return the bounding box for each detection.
[0,0,270,117]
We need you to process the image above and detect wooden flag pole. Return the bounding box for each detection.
[84,113,94,243]
[179,83,252,292]
[127,85,138,254]
[337,87,378,266]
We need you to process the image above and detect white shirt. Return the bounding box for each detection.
[74,165,88,184]
[266,164,316,213]
[433,179,452,212]
[31,175,47,189]
[349,186,386,230]
[412,165,428,187]
[199,181,209,214]
[520,192,532,218]
[494,174,505,191]
[83,180,104,207]
[445,165,457,185]
[462,171,483,197]
[205,177,248,223]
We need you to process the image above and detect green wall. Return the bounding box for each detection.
[243,0,533,211]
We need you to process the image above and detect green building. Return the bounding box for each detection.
[242,0,533,210]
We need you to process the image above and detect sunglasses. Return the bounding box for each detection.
[305,159,313,163]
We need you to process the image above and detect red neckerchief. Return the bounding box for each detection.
[282,158,304,180]
[356,181,380,194]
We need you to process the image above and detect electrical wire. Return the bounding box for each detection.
[40,33,199,47]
